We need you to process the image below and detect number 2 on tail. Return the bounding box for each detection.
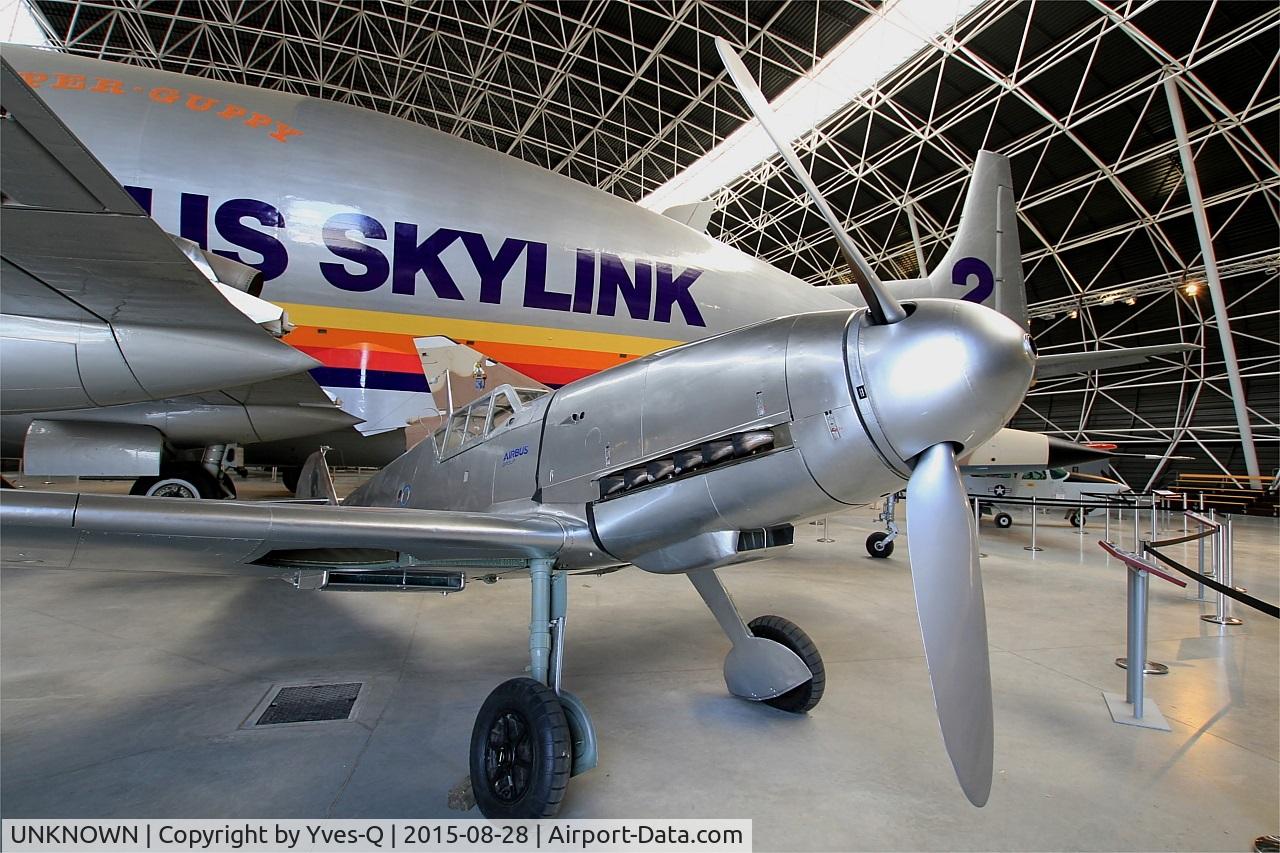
[952,257,994,304]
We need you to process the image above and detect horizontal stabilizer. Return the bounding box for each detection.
[958,428,1112,472]
[661,200,716,233]
[1036,343,1198,379]
[296,448,339,505]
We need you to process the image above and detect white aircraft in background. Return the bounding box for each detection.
[0,44,1191,497]
[966,467,1130,529]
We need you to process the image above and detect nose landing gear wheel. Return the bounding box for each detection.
[470,677,572,819]
[994,512,1013,529]
[866,531,895,558]
[747,615,825,713]
[130,463,220,499]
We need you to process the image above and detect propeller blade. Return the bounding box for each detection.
[714,37,906,325]
[905,442,994,806]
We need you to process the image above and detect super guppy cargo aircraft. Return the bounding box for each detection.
[2,43,1185,499]
[0,42,1049,495]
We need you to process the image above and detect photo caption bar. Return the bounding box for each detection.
[4,819,751,852]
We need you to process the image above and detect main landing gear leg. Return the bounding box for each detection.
[866,491,902,558]
[469,558,597,819]
[687,568,825,712]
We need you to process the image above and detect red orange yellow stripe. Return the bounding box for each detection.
[279,303,673,386]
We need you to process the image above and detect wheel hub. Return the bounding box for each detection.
[485,710,533,803]
[150,482,197,498]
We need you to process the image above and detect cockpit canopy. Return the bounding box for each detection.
[433,385,548,458]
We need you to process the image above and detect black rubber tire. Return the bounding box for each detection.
[994,512,1013,529]
[747,615,826,713]
[129,464,219,499]
[1068,510,1083,528]
[281,466,302,494]
[866,531,894,558]
[470,678,572,819]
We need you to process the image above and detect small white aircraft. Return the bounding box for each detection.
[966,468,1131,529]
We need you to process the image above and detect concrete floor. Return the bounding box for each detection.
[1,474,1277,850]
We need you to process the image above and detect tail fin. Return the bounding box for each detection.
[917,151,1027,326]
[825,151,1027,327]
[296,447,339,504]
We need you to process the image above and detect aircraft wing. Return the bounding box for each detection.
[1,490,579,576]
[0,57,316,413]
[1035,343,1197,379]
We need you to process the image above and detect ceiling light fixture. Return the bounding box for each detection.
[1182,280,1202,297]
[639,0,983,212]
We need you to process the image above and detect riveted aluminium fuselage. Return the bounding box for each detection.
[346,300,1034,574]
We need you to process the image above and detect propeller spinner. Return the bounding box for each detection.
[717,36,1037,806]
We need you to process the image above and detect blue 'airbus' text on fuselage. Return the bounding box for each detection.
[124,185,707,328]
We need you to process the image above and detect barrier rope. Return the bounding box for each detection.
[1144,545,1279,619]
[1149,531,1212,548]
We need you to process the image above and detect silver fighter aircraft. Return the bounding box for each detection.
[2,39,1036,818]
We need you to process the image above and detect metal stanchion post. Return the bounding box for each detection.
[1132,497,1141,552]
[1202,515,1242,626]
[1149,494,1158,546]
[1181,493,1188,536]
[1105,499,1112,545]
[817,517,834,543]
[973,499,986,558]
[1126,567,1145,713]
[1116,537,1169,677]
[1103,543,1173,730]
[1023,496,1043,552]
[1194,517,1208,601]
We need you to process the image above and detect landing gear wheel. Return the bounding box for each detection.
[994,512,1013,529]
[747,615,825,713]
[1068,510,1083,528]
[130,464,219,499]
[470,678,572,819]
[866,531,894,558]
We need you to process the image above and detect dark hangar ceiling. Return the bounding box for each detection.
[22,0,1280,484]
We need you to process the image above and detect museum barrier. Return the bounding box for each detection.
[1097,507,1278,732]
[1147,518,1279,620]
[1098,539,1185,728]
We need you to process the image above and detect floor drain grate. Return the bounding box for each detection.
[256,683,362,725]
